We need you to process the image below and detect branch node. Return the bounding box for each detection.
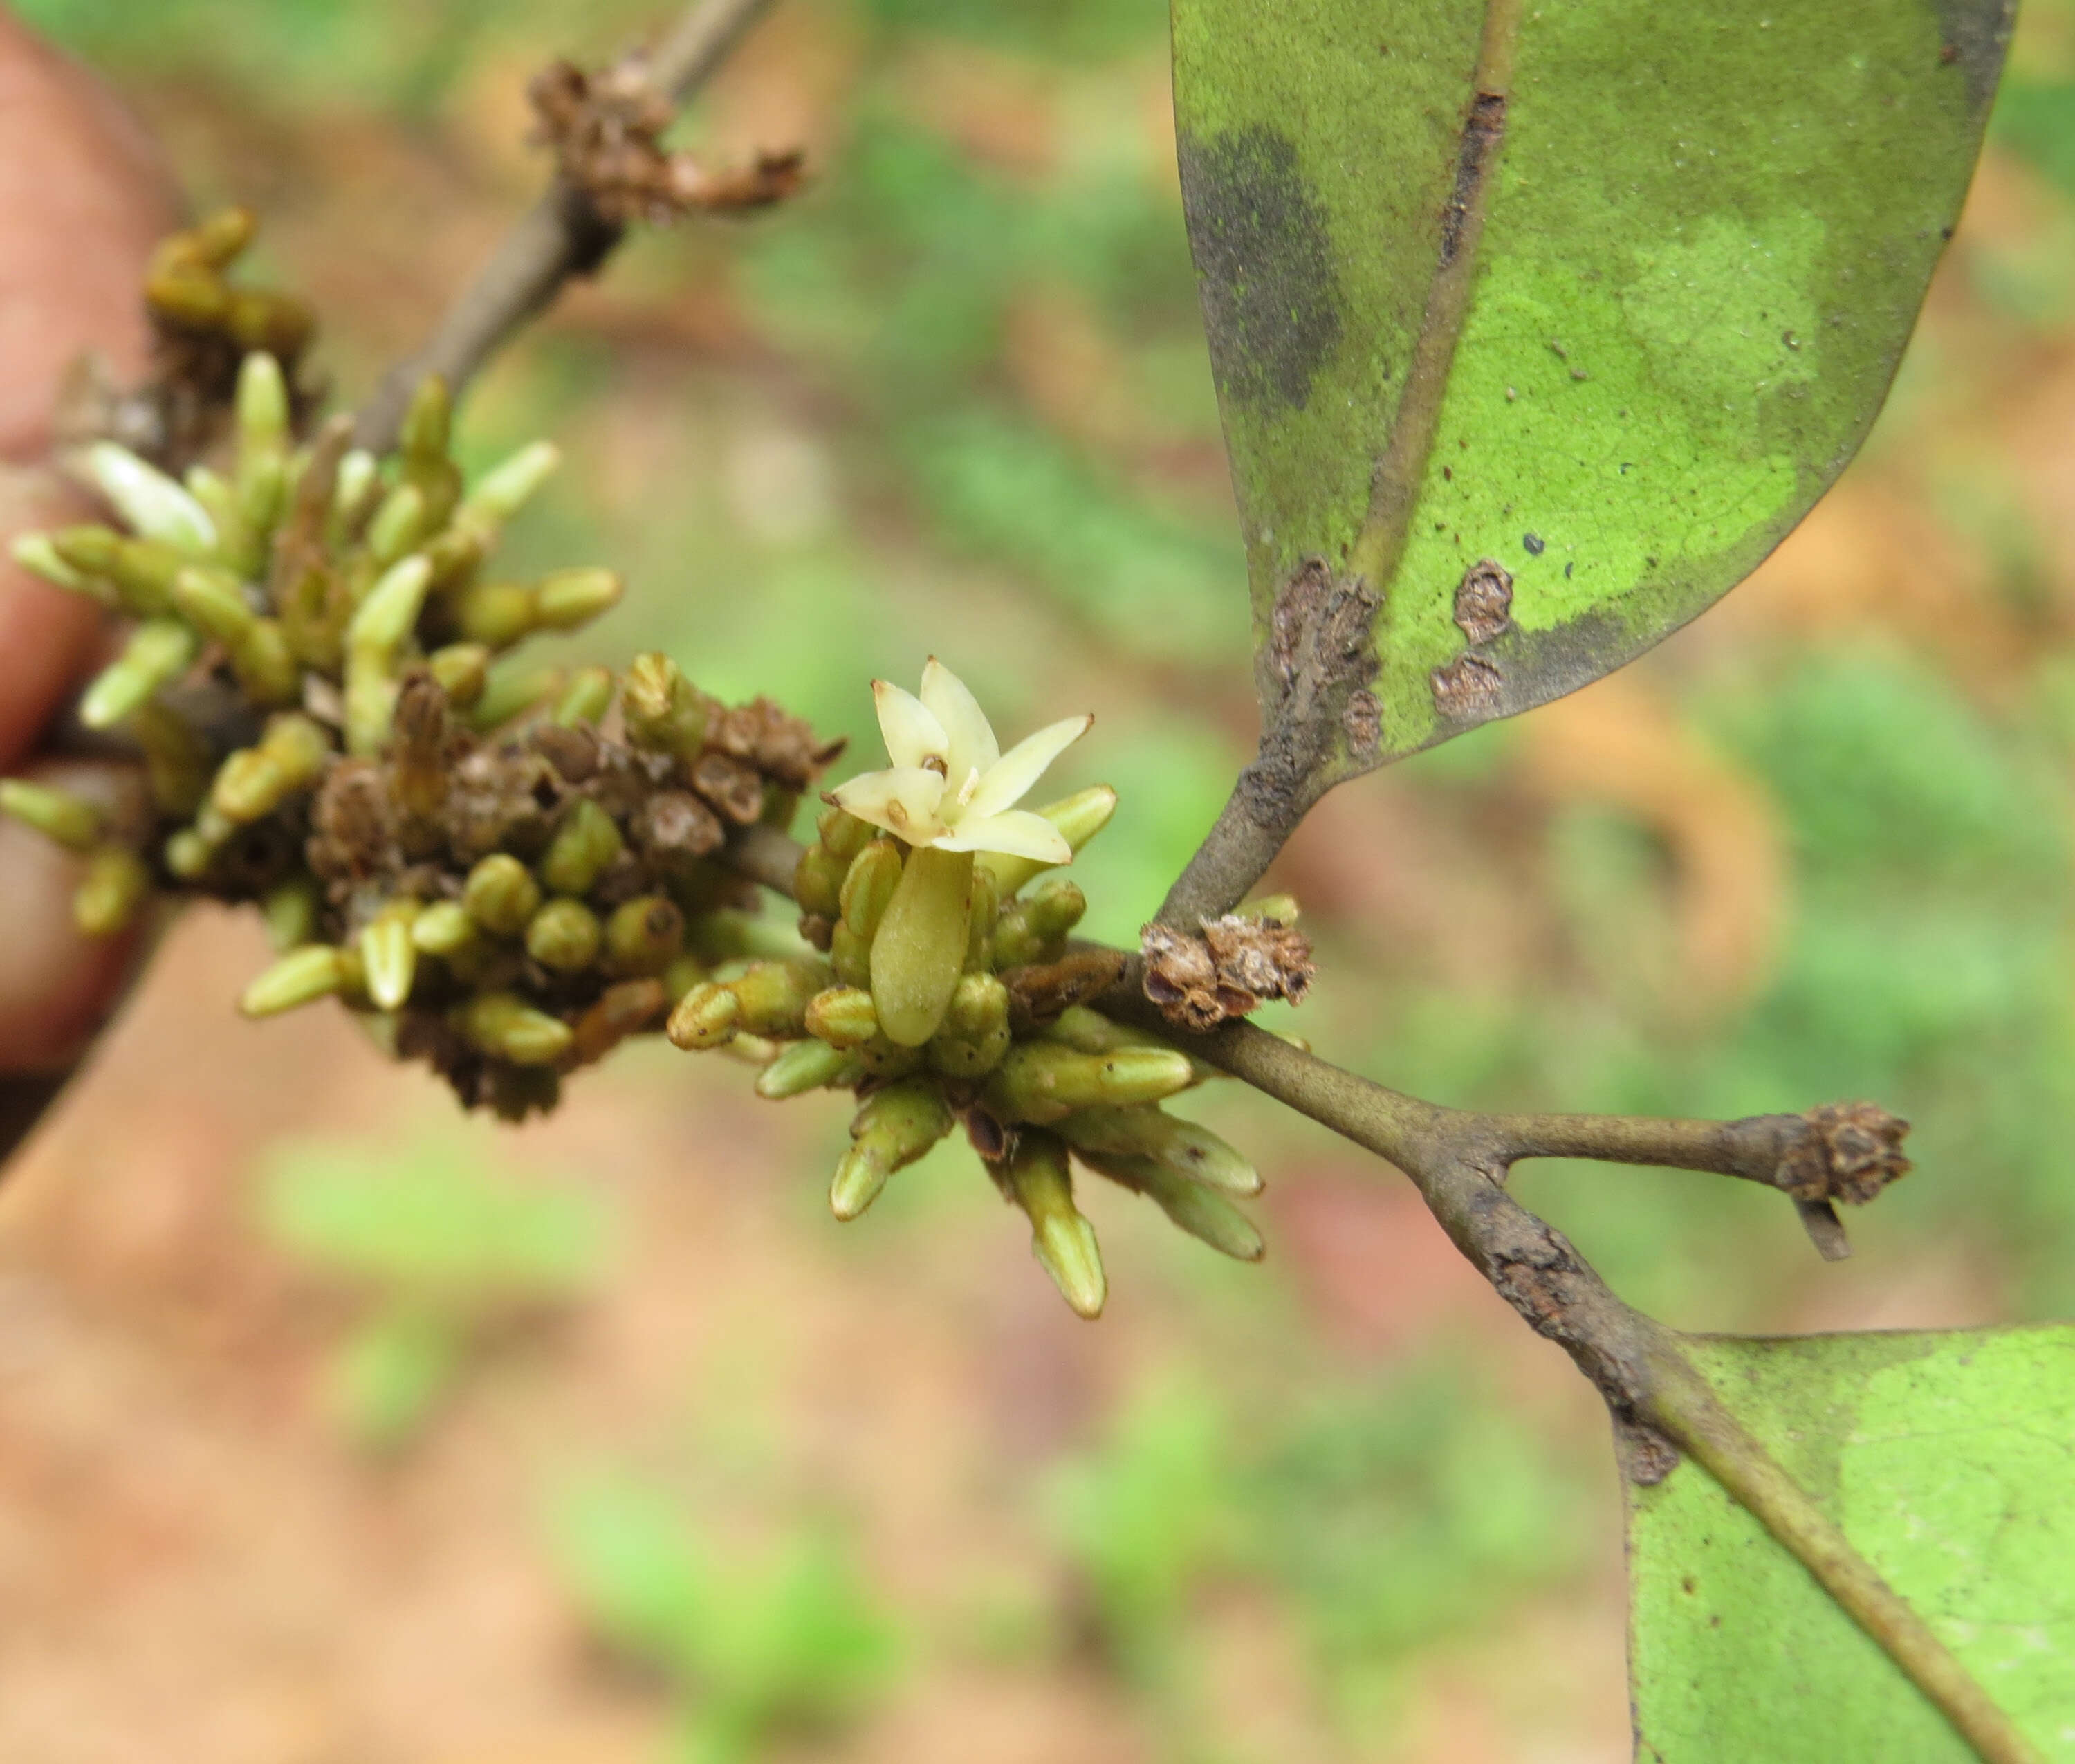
[1141,908,1313,1032]
[1777,1101,1912,1206]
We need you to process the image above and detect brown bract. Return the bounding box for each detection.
[1141,912,1314,1032]
[1778,1101,1913,1206]
[527,55,806,226]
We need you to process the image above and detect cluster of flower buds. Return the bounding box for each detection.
[663,663,1268,1318]
[7,340,844,1120]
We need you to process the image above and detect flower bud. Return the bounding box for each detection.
[793,841,848,920]
[0,780,104,852]
[982,1042,1197,1125]
[360,899,421,1010]
[829,922,872,989]
[241,943,362,1017]
[10,532,98,596]
[839,839,902,940]
[410,899,479,958]
[927,971,1013,1078]
[665,981,740,1050]
[210,713,330,823]
[728,959,830,1038]
[454,439,559,533]
[540,798,624,896]
[344,555,433,755]
[870,845,974,1047]
[1076,1148,1262,1262]
[427,642,491,707]
[604,895,684,976]
[816,804,874,862]
[261,877,320,952]
[463,853,542,937]
[456,991,574,1065]
[526,897,603,973]
[552,666,615,728]
[622,652,710,763]
[84,441,216,553]
[452,580,535,648]
[1005,1132,1105,1319]
[1053,1104,1259,1197]
[73,847,151,937]
[990,877,1085,968]
[829,1077,952,1220]
[468,660,562,730]
[805,986,878,1049]
[534,567,622,630]
[80,618,199,729]
[366,481,430,566]
[50,526,180,614]
[756,1038,861,1100]
[977,785,1117,897]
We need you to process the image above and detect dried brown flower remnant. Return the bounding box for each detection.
[1776,1101,1913,1206]
[1452,558,1514,644]
[1141,909,1315,1032]
[528,57,806,227]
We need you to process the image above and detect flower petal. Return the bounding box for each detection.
[934,808,1073,863]
[830,766,948,842]
[964,714,1093,821]
[920,658,999,784]
[872,681,948,771]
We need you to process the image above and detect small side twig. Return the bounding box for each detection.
[352,0,777,454]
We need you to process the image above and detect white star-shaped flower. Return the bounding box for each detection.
[831,659,1091,861]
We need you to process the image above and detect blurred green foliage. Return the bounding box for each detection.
[551,1471,896,1763]
[259,1129,614,1447]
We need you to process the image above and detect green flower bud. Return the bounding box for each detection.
[870,845,973,1047]
[183,465,262,581]
[129,701,210,817]
[80,618,199,729]
[728,958,831,1038]
[1053,1105,1259,1197]
[928,971,1012,1079]
[467,660,561,730]
[241,943,362,1017]
[73,847,151,937]
[398,376,463,529]
[10,533,98,596]
[261,876,321,952]
[756,1039,861,1101]
[463,853,542,937]
[452,580,535,649]
[210,713,330,823]
[829,1077,952,1220]
[1006,1131,1105,1319]
[1076,1148,1262,1262]
[164,827,212,879]
[793,841,848,920]
[964,867,999,972]
[344,554,433,755]
[0,779,104,852]
[174,567,299,705]
[534,567,622,630]
[235,351,289,464]
[455,439,559,532]
[853,1033,925,1080]
[540,798,623,896]
[804,986,878,1049]
[622,652,710,763]
[328,448,380,548]
[526,897,602,973]
[990,877,1085,968]
[665,981,741,1050]
[817,804,875,862]
[982,1042,1197,1125]
[603,894,684,977]
[839,839,902,941]
[456,991,574,1065]
[1238,892,1300,926]
[410,900,479,958]
[366,481,430,567]
[427,642,491,707]
[829,921,871,989]
[977,785,1117,897]
[552,666,615,728]
[360,899,421,1010]
[84,441,215,553]
[52,526,181,615]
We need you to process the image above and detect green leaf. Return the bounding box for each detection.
[1628,1326,2075,1760]
[1172,0,2013,769]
